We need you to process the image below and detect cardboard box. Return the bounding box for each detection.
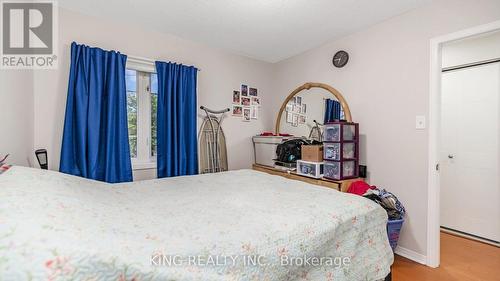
[301,145,324,162]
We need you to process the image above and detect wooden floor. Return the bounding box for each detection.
[392,232,500,281]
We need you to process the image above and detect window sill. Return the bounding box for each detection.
[132,161,156,171]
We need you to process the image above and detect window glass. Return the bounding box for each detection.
[150,73,158,94]
[126,69,137,158]
[125,69,137,90]
[151,73,158,156]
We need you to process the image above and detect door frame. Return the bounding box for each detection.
[427,20,500,268]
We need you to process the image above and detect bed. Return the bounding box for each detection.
[0,166,393,280]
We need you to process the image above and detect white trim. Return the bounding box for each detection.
[129,55,155,64]
[127,56,156,73]
[440,228,500,247]
[136,71,153,163]
[131,161,156,171]
[427,36,441,268]
[127,55,202,72]
[395,246,427,265]
[427,19,500,268]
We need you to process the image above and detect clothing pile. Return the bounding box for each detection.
[348,180,406,220]
[363,189,406,220]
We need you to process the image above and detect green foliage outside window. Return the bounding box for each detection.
[151,93,157,156]
[127,91,137,158]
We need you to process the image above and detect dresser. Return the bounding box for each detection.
[252,164,361,192]
[263,82,363,193]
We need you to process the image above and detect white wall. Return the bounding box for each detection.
[268,0,500,258]
[32,8,275,177]
[442,30,500,68]
[0,70,33,167]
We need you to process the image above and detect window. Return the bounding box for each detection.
[126,70,138,158]
[125,68,158,168]
[150,73,158,157]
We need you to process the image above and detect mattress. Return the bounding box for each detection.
[0,166,393,280]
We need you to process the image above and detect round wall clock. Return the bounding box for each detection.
[332,50,349,68]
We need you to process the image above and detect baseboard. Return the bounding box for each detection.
[440,227,500,247]
[394,246,427,265]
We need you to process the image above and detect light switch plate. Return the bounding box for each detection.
[416,115,426,129]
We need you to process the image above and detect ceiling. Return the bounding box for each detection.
[58,0,433,63]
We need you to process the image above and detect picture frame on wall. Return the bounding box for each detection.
[299,115,306,124]
[251,106,258,119]
[294,104,301,114]
[249,87,258,96]
[296,96,302,106]
[302,104,307,114]
[286,112,293,123]
[243,107,251,121]
[232,105,243,117]
[241,84,248,96]
[251,96,260,106]
[232,91,241,104]
[241,96,251,106]
[292,114,299,127]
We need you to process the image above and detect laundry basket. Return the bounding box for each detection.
[387,219,404,251]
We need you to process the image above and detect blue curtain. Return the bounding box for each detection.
[155,61,198,178]
[60,42,132,183]
[324,98,342,124]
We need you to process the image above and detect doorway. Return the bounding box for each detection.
[440,32,500,245]
[427,20,500,268]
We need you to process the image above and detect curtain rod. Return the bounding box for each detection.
[128,55,201,71]
[442,57,499,73]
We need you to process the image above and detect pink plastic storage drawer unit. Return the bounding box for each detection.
[322,121,359,180]
[323,122,358,142]
[323,143,356,161]
[324,161,357,180]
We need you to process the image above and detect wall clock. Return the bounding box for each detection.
[332,50,349,68]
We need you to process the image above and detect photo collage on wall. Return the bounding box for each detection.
[285,96,307,127]
[232,84,260,122]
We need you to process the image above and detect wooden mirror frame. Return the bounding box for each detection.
[275,82,352,134]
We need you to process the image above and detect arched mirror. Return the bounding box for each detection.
[275,82,352,140]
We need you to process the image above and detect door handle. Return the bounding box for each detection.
[448,155,454,159]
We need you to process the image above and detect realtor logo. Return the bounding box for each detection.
[1,0,57,69]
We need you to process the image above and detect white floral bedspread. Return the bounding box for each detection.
[0,166,393,281]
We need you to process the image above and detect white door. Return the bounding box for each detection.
[440,62,500,243]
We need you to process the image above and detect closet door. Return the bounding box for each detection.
[440,62,500,243]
